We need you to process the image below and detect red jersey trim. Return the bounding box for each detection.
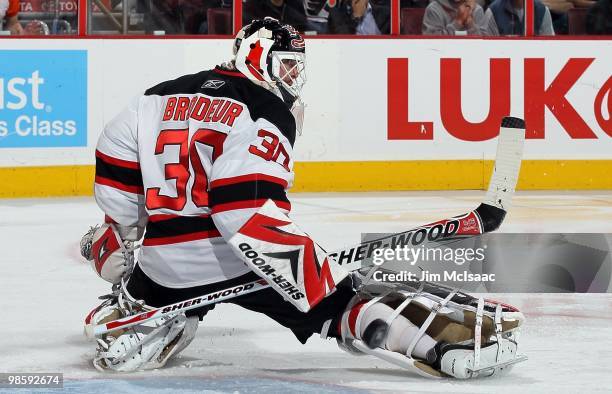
[95,176,144,195]
[210,174,288,189]
[142,230,222,246]
[213,67,248,78]
[96,150,140,170]
[211,199,291,214]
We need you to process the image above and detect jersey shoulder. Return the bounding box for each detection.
[250,92,296,147]
[143,68,296,146]
[144,70,213,97]
[209,68,296,146]
[228,74,296,147]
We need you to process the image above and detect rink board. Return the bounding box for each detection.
[1,160,611,197]
[0,39,610,196]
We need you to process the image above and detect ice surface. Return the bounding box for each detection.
[1,191,611,393]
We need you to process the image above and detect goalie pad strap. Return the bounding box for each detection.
[495,304,503,362]
[384,282,425,328]
[474,297,485,369]
[355,295,387,337]
[320,319,333,339]
[406,288,458,358]
[385,295,414,327]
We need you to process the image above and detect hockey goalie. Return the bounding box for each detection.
[81,17,525,379]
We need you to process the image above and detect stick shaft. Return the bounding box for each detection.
[91,279,269,336]
[91,208,491,336]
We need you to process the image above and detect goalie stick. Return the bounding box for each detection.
[87,116,525,338]
[331,116,525,271]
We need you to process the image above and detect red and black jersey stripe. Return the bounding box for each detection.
[209,174,290,214]
[143,214,221,246]
[95,150,144,194]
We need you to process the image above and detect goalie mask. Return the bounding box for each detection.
[234,18,306,133]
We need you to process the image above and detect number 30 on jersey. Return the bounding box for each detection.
[145,128,290,211]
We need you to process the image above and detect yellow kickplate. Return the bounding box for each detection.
[1,160,611,198]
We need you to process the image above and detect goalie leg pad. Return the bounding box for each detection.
[337,280,526,379]
[339,297,437,360]
[84,287,198,372]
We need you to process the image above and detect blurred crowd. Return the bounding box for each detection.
[1,0,610,35]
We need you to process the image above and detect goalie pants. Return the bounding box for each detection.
[126,264,356,344]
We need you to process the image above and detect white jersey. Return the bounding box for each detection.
[95,67,296,288]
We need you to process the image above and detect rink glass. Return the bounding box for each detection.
[8,0,606,36]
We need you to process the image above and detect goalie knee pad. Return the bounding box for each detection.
[80,223,143,284]
[84,288,198,372]
[337,279,525,379]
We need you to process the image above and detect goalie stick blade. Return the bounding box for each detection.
[483,116,526,212]
[330,116,525,271]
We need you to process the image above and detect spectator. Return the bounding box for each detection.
[24,20,50,35]
[586,0,612,34]
[244,0,309,32]
[180,0,222,34]
[539,0,570,33]
[138,0,223,34]
[422,0,487,35]
[328,0,390,34]
[401,0,428,7]
[1,0,24,35]
[475,0,493,9]
[485,0,555,35]
[539,0,594,34]
[304,0,331,33]
[139,0,185,34]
